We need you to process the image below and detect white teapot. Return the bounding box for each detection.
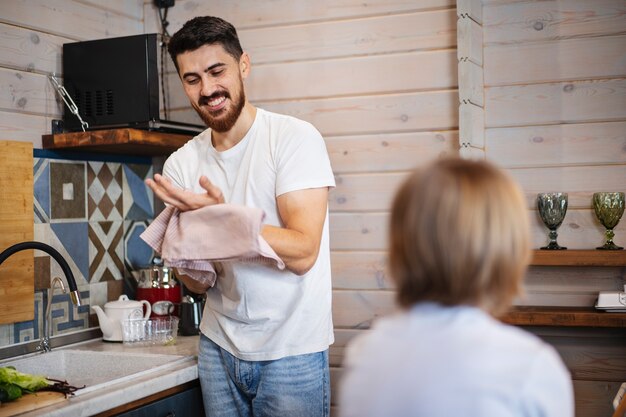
[92,295,151,342]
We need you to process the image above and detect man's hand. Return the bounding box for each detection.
[145,174,225,211]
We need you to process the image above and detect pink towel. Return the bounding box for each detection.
[140,204,285,287]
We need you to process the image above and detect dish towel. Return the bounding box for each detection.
[140,204,285,288]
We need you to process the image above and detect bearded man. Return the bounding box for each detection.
[145,16,335,417]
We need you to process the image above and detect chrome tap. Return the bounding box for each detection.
[39,277,66,352]
[0,241,82,307]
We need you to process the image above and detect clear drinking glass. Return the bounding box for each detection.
[537,192,568,250]
[593,192,625,250]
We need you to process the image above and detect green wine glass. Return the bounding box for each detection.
[593,192,625,250]
[537,192,568,250]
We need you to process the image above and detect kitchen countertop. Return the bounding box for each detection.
[14,335,200,417]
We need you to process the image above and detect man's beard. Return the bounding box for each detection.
[194,80,246,133]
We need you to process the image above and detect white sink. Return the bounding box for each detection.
[0,349,189,396]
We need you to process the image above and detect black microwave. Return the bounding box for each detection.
[62,33,203,135]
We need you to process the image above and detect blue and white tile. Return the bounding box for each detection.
[88,161,123,221]
[33,158,50,224]
[13,291,44,343]
[122,164,154,221]
[124,220,154,271]
[49,160,87,222]
[88,221,124,283]
[0,323,14,347]
[52,285,90,335]
[35,223,90,287]
[89,281,108,312]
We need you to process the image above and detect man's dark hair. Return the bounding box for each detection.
[168,16,244,71]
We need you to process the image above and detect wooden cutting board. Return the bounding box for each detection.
[0,140,34,324]
[0,391,66,416]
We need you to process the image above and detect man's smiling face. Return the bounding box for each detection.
[177,43,248,133]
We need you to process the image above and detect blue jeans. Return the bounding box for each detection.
[198,334,330,417]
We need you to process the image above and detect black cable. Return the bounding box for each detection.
[157,6,170,119]
[157,6,171,37]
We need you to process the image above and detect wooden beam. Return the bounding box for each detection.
[42,129,193,156]
[459,103,484,147]
[457,0,483,24]
[501,306,626,328]
[458,60,484,107]
[457,17,483,66]
[531,250,626,267]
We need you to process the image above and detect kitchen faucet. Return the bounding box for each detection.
[0,241,82,351]
[39,277,66,352]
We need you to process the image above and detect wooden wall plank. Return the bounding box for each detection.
[485,35,626,86]
[327,131,458,174]
[572,380,623,417]
[526,209,626,251]
[333,328,364,349]
[239,10,457,64]
[508,165,626,209]
[81,0,144,21]
[257,91,459,137]
[541,334,626,381]
[332,289,397,328]
[330,213,388,251]
[483,0,626,45]
[332,251,626,294]
[331,172,407,212]
[515,292,596,307]
[167,90,460,136]
[164,73,186,112]
[485,79,626,128]
[331,252,393,290]
[166,49,458,108]
[516,264,626,308]
[526,266,626,293]
[142,1,160,33]
[246,50,458,102]
[0,0,143,40]
[0,23,69,75]
[330,212,388,251]
[0,111,49,148]
[330,200,626,252]
[144,0,456,31]
[0,68,62,117]
[485,121,626,168]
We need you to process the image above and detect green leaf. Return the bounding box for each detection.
[0,367,50,392]
[0,382,23,402]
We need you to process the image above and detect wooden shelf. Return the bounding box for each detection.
[522,251,626,328]
[500,306,626,328]
[42,128,193,156]
[531,249,626,266]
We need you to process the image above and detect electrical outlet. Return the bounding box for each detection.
[154,0,175,8]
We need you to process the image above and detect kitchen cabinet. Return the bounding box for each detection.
[500,250,626,328]
[95,381,204,417]
[41,128,193,156]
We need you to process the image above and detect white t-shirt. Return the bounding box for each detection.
[163,108,336,361]
[339,303,574,417]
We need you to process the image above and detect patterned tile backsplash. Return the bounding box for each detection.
[0,151,157,347]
